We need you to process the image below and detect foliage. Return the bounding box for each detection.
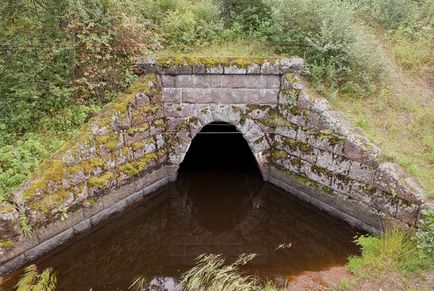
[413,209,434,265]
[0,0,227,201]
[140,0,224,51]
[350,0,433,31]
[347,225,431,278]
[222,0,273,39]
[180,253,260,291]
[16,264,57,291]
[265,0,383,96]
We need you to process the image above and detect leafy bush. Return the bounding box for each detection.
[223,0,273,39]
[141,0,224,51]
[351,0,417,30]
[266,0,383,95]
[413,209,434,265]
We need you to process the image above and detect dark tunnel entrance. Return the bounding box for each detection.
[177,121,263,233]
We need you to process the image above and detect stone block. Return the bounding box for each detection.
[206,65,223,74]
[261,60,280,74]
[331,174,352,193]
[34,208,84,243]
[348,161,375,184]
[276,125,297,139]
[25,228,73,261]
[0,254,27,275]
[224,65,247,74]
[163,103,194,118]
[300,160,333,187]
[396,201,419,225]
[192,64,206,74]
[397,177,424,205]
[247,63,260,74]
[299,145,318,164]
[332,154,351,175]
[349,181,373,205]
[162,88,182,103]
[371,190,398,216]
[280,57,304,73]
[250,136,270,153]
[297,91,311,110]
[194,105,214,125]
[0,202,20,239]
[161,65,179,75]
[73,219,91,235]
[311,98,331,113]
[343,134,382,167]
[245,124,264,144]
[315,150,334,171]
[161,75,176,87]
[373,162,399,194]
[178,64,192,74]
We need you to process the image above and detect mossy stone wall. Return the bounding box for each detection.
[0,56,429,275]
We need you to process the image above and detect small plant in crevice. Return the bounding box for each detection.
[15,264,56,291]
[19,215,32,238]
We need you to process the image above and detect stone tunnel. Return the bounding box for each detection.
[0,56,429,274]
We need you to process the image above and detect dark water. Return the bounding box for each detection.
[0,123,361,290]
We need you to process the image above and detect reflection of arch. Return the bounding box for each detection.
[165,104,272,182]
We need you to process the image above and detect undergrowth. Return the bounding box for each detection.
[348,210,434,283]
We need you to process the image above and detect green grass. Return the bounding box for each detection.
[159,38,277,57]
[347,226,422,278]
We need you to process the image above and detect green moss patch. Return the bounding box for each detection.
[156,55,284,68]
[0,240,13,248]
[88,172,114,189]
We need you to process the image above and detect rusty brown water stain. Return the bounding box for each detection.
[0,125,362,290]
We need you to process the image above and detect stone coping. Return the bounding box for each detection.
[134,55,304,75]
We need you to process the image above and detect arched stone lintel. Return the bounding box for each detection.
[165,118,271,182]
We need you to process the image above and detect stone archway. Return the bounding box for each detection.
[163,108,272,182]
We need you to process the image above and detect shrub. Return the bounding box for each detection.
[413,209,434,266]
[141,0,224,51]
[266,0,383,95]
[223,0,273,39]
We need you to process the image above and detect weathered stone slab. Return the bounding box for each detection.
[170,75,280,89]
[176,88,279,104]
[348,161,375,184]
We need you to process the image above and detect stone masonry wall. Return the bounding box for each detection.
[0,56,430,275]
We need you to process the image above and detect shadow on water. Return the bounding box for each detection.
[0,122,362,290]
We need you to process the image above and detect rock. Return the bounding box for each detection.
[0,202,20,239]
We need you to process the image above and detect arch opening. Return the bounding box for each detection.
[177,121,263,233]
